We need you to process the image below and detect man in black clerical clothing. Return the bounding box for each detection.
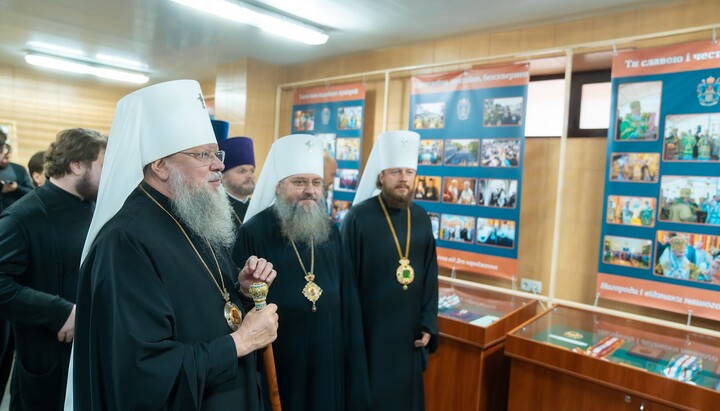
[0,128,106,410]
[70,80,279,411]
[235,134,370,411]
[0,131,35,212]
[218,136,256,225]
[341,130,439,411]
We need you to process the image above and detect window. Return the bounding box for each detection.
[525,78,566,137]
[568,70,611,137]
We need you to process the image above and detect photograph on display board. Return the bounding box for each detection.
[483,96,524,126]
[444,139,479,166]
[337,106,363,130]
[615,81,661,141]
[428,212,440,240]
[414,175,441,202]
[481,138,520,167]
[477,178,518,208]
[439,214,475,243]
[654,231,720,284]
[662,114,720,161]
[335,137,361,161]
[334,168,359,192]
[606,195,657,227]
[441,177,477,205]
[413,102,446,129]
[316,133,336,158]
[293,109,315,131]
[658,176,720,225]
[609,152,660,182]
[331,200,351,223]
[601,235,653,270]
[476,218,515,249]
[418,139,443,165]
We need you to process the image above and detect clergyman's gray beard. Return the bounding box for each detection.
[169,169,237,250]
[273,195,332,246]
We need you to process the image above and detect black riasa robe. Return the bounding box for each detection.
[233,207,370,411]
[340,195,439,411]
[73,185,261,411]
[228,195,249,225]
[0,181,91,410]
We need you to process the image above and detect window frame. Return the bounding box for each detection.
[567,69,611,138]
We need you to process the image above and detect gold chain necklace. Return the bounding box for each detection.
[289,238,322,312]
[378,195,414,290]
[139,184,243,331]
[231,209,243,225]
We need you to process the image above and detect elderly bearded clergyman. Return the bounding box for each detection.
[233,134,370,411]
[70,80,279,411]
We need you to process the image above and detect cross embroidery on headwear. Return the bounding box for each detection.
[197,93,206,109]
[305,139,314,152]
[400,135,409,147]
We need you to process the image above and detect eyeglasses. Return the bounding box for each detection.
[179,150,225,164]
[287,178,324,190]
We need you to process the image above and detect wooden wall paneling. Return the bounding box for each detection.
[590,11,639,42]
[519,25,556,52]
[459,33,491,60]
[0,65,132,167]
[552,20,591,47]
[432,38,462,64]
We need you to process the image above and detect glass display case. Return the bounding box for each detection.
[505,305,720,410]
[424,277,538,411]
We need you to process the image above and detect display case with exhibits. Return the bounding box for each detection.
[505,305,720,410]
[424,277,539,411]
[435,278,538,344]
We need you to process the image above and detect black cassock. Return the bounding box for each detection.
[341,195,439,411]
[233,208,370,411]
[229,195,249,225]
[73,185,261,411]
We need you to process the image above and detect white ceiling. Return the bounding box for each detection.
[0,0,675,84]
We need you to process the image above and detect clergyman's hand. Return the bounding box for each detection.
[57,305,76,343]
[237,256,276,297]
[230,303,279,357]
[414,331,431,348]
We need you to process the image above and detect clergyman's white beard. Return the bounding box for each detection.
[169,168,237,250]
[273,195,332,246]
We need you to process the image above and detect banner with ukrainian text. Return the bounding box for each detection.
[410,65,529,279]
[291,83,365,221]
[597,40,720,321]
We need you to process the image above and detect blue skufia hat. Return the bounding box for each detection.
[219,136,255,170]
[211,119,230,142]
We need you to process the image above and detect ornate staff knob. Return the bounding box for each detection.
[249,282,269,311]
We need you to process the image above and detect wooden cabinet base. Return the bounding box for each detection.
[508,360,681,411]
[424,336,509,411]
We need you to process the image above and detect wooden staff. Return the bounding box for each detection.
[249,282,282,411]
[263,345,282,411]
